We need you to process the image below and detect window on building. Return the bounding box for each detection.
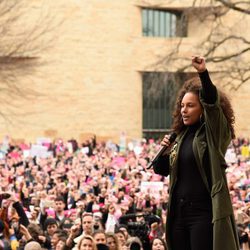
[142,72,193,139]
[142,8,187,37]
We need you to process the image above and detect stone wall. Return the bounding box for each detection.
[0,0,249,143]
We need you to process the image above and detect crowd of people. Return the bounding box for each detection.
[0,134,249,250]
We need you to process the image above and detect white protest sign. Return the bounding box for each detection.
[140,181,164,199]
[30,145,52,158]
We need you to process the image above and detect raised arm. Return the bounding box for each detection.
[192,56,232,148]
[192,56,217,104]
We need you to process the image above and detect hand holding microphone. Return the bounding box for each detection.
[147,133,177,169]
[160,133,177,148]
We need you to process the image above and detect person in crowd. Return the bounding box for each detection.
[54,196,67,222]
[29,207,40,225]
[24,241,42,250]
[18,224,37,249]
[237,223,250,250]
[92,230,107,245]
[151,237,167,250]
[0,219,12,249]
[124,237,143,250]
[148,216,163,243]
[106,233,121,250]
[39,218,59,249]
[70,213,94,250]
[78,235,97,250]
[40,196,67,228]
[0,117,249,250]
[81,213,94,237]
[116,225,129,243]
[152,56,240,250]
[51,229,68,250]
[65,222,80,249]
[105,204,118,234]
[114,230,126,248]
[26,223,45,248]
[55,239,71,250]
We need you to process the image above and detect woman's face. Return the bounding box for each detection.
[47,224,58,236]
[181,92,202,126]
[152,238,165,250]
[51,234,60,249]
[55,240,65,250]
[107,236,116,250]
[116,232,126,246]
[80,238,94,250]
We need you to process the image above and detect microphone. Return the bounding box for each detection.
[147,132,177,169]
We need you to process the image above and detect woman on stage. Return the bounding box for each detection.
[153,56,240,250]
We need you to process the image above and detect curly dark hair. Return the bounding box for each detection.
[172,77,235,138]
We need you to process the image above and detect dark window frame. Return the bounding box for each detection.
[142,72,195,139]
[142,8,188,38]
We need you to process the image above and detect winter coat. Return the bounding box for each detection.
[153,89,240,250]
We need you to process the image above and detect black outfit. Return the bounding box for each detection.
[166,71,216,250]
[12,201,29,227]
[170,122,213,250]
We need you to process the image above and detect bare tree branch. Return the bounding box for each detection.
[0,0,63,121]
[216,0,250,14]
[146,0,250,90]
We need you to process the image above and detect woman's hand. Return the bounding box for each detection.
[160,134,175,156]
[38,235,46,243]
[8,192,19,203]
[192,56,206,73]
[161,134,173,148]
[19,224,32,241]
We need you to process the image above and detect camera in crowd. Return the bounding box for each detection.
[119,212,161,248]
